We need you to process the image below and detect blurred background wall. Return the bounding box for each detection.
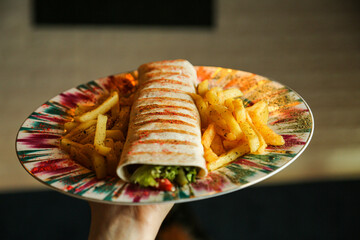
[1,0,360,191]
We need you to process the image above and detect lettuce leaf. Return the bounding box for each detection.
[130,165,197,188]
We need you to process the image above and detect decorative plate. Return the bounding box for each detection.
[16,66,314,205]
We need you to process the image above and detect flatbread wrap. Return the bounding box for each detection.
[116,59,207,189]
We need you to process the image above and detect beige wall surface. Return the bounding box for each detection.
[1,0,359,192]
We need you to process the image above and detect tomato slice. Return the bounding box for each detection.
[156,178,174,191]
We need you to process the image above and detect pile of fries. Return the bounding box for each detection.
[192,80,285,171]
[60,90,134,179]
[61,75,284,179]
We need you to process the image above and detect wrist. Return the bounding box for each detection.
[88,203,171,240]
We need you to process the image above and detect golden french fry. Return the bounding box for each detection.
[222,88,243,100]
[111,99,120,119]
[214,126,236,141]
[112,106,131,132]
[64,120,97,140]
[210,134,225,155]
[95,143,112,155]
[191,93,209,128]
[74,103,95,116]
[224,99,234,112]
[76,91,119,122]
[79,132,95,144]
[197,80,209,97]
[71,125,96,143]
[208,109,228,130]
[245,112,268,153]
[104,138,114,147]
[204,147,218,163]
[119,105,131,120]
[106,130,125,141]
[111,117,123,131]
[78,103,95,113]
[69,146,92,169]
[80,144,95,157]
[64,121,79,132]
[94,114,108,145]
[208,143,250,171]
[253,122,285,146]
[233,99,246,123]
[223,139,242,151]
[79,130,96,144]
[217,90,225,105]
[246,100,269,125]
[94,114,112,155]
[104,138,118,176]
[205,87,221,105]
[255,133,267,154]
[60,138,83,152]
[201,123,216,149]
[113,141,124,159]
[239,120,260,153]
[91,150,107,179]
[211,104,243,139]
[119,93,136,106]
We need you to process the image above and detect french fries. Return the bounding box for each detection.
[106,130,125,141]
[233,99,246,123]
[192,93,209,127]
[76,91,119,122]
[94,114,112,155]
[60,138,83,152]
[112,106,131,132]
[223,139,242,150]
[207,143,250,171]
[69,146,92,169]
[204,148,218,163]
[192,82,284,171]
[238,121,259,153]
[211,104,243,140]
[222,88,243,100]
[205,87,222,105]
[64,120,97,140]
[201,123,216,149]
[253,122,285,146]
[91,150,107,179]
[64,121,79,132]
[211,134,225,155]
[60,80,135,180]
[246,100,269,125]
[197,80,209,97]
[61,70,285,179]
[104,138,118,176]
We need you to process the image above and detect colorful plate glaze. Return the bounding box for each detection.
[16,66,314,205]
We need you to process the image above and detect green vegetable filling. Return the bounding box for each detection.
[130,165,198,188]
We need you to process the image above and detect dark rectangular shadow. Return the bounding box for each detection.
[32,0,214,28]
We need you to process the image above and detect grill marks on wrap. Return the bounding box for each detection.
[140,64,186,74]
[128,64,200,155]
[137,129,198,137]
[137,110,197,121]
[137,139,198,146]
[128,151,195,157]
[140,87,190,96]
[137,97,193,104]
[133,119,196,128]
[141,78,192,88]
[136,103,196,113]
[145,71,190,79]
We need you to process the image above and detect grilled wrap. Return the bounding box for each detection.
[116,60,207,184]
